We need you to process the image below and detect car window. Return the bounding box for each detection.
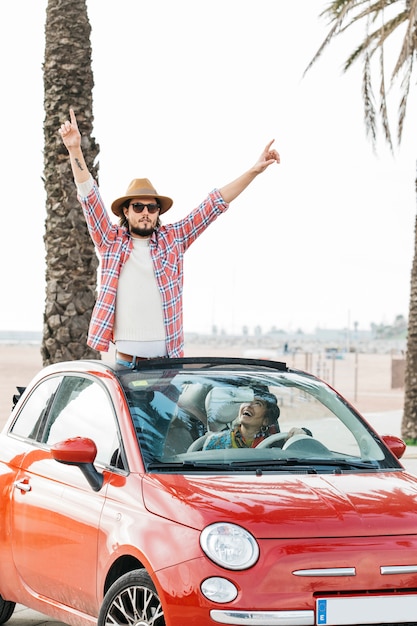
[267,382,361,456]
[119,367,393,473]
[127,387,177,463]
[10,375,63,441]
[42,375,120,467]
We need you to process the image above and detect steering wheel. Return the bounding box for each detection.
[256,432,289,448]
[283,434,331,455]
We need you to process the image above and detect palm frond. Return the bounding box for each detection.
[344,14,406,69]
[398,55,413,142]
[362,53,378,149]
[391,3,417,79]
[304,0,358,75]
[306,0,417,149]
[305,0,399,75]
[378,45,394,150]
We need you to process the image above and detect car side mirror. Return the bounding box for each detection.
[50,436,104,492]
[381,434,406,460]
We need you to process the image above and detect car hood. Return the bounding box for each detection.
[142,471,417,538]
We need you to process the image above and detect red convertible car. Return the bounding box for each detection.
[0,356,416,626]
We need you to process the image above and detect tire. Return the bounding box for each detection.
[98,570,165,626]
[0,596,15,625]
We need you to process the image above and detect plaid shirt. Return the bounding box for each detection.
[79,180,229,356]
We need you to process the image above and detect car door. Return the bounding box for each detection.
[10,373,121,617]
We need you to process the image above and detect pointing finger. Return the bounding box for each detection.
[69,108,78,129]
[264,139,275,152]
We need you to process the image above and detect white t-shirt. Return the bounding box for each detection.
[114,237,167,356]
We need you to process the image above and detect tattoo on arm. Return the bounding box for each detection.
[75,158,84,171]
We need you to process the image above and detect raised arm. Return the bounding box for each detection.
[58,108,91,184]
[219,140,280,204]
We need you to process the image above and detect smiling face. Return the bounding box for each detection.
[238,398,269,432]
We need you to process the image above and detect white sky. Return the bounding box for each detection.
[1,0,416,335]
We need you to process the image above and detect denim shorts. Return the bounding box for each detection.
[116,358,137,369]
[116,356,167,368]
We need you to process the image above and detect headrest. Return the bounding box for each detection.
[177,383,211,424]
[205,387,254,432]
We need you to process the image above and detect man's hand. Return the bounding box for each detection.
[218,139,280,203]
[59,108,81,151]
[253,139,280,174]
[58,108,90,183]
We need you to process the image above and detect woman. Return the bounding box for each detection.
[203,394,280,449]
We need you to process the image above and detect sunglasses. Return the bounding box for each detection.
[130,202,160,214]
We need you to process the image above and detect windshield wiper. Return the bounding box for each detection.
[288,457,379,471]
[147,458,379,473]
[225,458,317,470]
[221,457,380,473]
[147,461,232,471]
[147,459,319,473]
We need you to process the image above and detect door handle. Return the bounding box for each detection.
[14,479,31,493]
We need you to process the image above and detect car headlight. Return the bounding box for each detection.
[200,522,259,570]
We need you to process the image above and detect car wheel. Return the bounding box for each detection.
[98,570,164,626]
[0,595,15,625]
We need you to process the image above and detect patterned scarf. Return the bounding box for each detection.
[231,424,279,448]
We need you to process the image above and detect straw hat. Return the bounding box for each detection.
[111,178,173,216]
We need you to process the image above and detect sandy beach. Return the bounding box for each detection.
[0,344,44,425]
[0,342,405,427]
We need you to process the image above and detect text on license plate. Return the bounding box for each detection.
[316,594,417,625]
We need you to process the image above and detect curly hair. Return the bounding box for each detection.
[256,393,280,425]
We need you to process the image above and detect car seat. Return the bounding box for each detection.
[163,383,211,455]
[187,386,255,452]
[205,386,254,432]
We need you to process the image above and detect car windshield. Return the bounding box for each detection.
[118,360,400,473]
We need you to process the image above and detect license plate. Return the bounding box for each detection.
[316,594,417,625]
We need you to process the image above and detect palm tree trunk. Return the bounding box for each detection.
[41,0,99,365]
[402,161,417,441]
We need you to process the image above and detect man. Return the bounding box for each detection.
[59,108,280,365]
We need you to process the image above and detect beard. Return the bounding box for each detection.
[130,224,156,237]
